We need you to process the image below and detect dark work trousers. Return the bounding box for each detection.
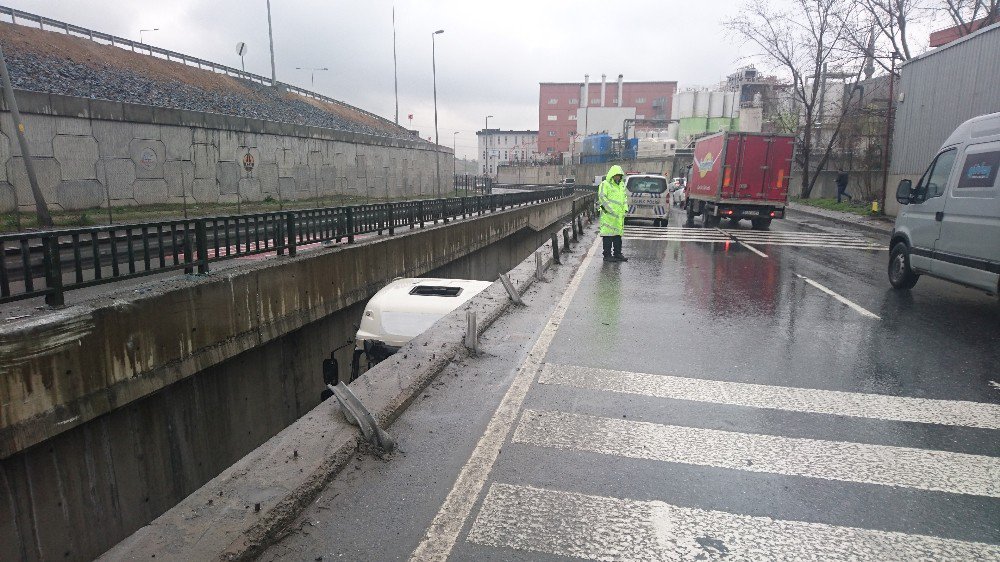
[602,235,623,257]
[837,184,852,203]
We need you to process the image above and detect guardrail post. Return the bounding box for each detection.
[276,215,286,255]
[388,204,395,235]
[490,195,497,213]
[419,200,425,228]
[461,196,467,219]
[42,235,64,307]
[183,226,195,275]
[441,199,449,224]
[563,227,572,251]
[287,212,298,256]
[346,207,355,243]
[551,233,561,265]
[195,219,209,274]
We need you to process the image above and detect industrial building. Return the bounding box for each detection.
[537,76,677,157]
[476,129,538,176]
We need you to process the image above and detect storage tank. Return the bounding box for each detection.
[722,92,736,118]
[694,90,711,117]
[677,91,696,119]
[670,95,679,119]
[666,123,679,140]
[709,91,725,117]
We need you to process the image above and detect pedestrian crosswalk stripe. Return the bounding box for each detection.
[538,363,1000,430]
[467,483,1000,561]
[513,409,1000,497]
[621,226,887,250]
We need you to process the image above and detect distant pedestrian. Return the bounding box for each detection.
[598,165,628,262]
[836,168,852,203]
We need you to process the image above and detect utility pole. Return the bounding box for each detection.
[0,42,52,227]
[880,52,900,215]
[431,29,444,196]
[267,0,276,84]
[393,6,399,125]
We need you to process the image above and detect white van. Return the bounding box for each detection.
[625,174,670,227]
[889,112,1000,296]
[350,278,492,379]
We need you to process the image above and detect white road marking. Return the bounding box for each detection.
[794,273,881,319]
[408,237,599,562]
[513,409,1000,497]
[538,363,1000,430]
[715,228,769,258]
[467,483,1000,561]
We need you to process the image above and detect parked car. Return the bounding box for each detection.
[889,111,1000,296]
[624,174,670,227]
[351,278,492,380]
[559,177,576,185]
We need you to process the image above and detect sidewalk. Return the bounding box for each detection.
[787,201,894,236]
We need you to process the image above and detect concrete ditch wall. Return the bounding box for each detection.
[0,194,583,561]
[0,90,453,212]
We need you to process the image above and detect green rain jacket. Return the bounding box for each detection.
[598,165,627,236]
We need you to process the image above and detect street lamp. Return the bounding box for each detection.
[139,28,159,44]
[295,66,328,89]
[432,29,444,196]
[484,115,493,178]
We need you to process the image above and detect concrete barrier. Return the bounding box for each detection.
[101,210,597,561]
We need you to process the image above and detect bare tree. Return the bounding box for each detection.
[841,0,928,73]
[941,0,1000,34]
[728,0,865,198]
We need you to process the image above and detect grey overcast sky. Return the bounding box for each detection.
[6,1,945,159]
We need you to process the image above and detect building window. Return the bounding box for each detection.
[548,98,558,104]
[612,98,618,104]
[591,98,600,104]
[568,115,577,121]
[636,115,645,119]
[635,97,646,103]
[547,115,558,121]
[546,147,554,152]
[548,131,557,137]
[569,98,578,104]
[504,151,508,159]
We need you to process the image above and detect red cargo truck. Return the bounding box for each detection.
[685,131,795,230]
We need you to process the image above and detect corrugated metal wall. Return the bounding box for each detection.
[891,23,1000,175]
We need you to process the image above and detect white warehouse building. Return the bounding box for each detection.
[476,129,538,176]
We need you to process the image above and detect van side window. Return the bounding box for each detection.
[915,148,958,201]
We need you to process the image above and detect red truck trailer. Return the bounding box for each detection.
[685,131,795,230]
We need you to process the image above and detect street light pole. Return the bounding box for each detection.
[296,67,328,89]
[432,29,444,197]
[393,6,399,125]
[267,0,276,84]
[453,131,459,192]
[484,115,493,178]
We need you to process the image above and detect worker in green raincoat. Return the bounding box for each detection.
[598,164,628,262]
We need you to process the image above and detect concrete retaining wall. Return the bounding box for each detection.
[0,90,453,212]
[0,194,581,561]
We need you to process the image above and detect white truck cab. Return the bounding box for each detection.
[889,112,1000,296]
[351,278,492,379]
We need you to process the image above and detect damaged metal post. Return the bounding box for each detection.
[535,251,544,281]
[326,381,395,452]
[551,233,561,265]
[562,227,572,251]
[465,310,479,354]
[499,273,523,306]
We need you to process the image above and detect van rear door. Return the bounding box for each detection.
[935,141,1000,292]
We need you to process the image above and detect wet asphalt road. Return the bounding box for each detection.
[262,208,1000,561]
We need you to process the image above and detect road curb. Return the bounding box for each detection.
[786,202,893,237]
[100,212,597,562]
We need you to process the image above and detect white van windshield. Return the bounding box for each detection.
[626,177,668,194]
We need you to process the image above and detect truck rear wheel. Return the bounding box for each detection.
[751,218,772,230]
[703,210,720,228]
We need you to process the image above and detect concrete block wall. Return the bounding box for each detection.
[0,91,453,212]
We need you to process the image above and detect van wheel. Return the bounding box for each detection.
[751,218,772,230]
[888,242,920,290]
